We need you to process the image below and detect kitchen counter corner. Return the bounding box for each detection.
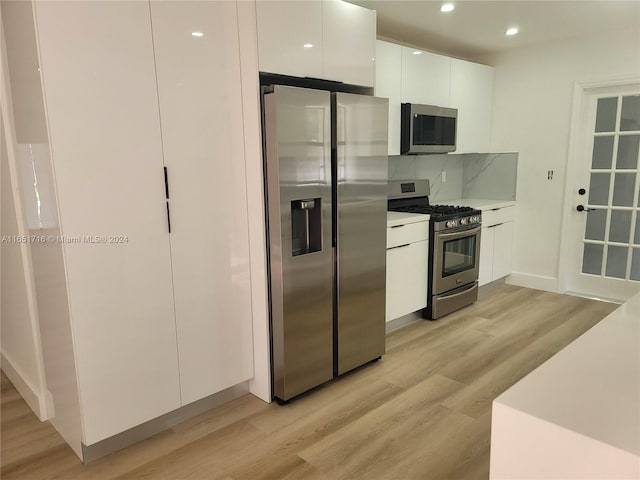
[387,211,430,227]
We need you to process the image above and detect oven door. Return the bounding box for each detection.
[433,225,481,295]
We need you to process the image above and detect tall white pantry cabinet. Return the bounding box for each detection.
[32,0,254,455]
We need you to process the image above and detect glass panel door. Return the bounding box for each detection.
[581,94,640,282]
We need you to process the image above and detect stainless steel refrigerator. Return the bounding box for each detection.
[263,85,388,402]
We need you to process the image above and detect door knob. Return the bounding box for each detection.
[578,188,586,195]
[576,205,594,212]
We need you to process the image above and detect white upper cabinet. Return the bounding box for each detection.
[401,47,451,107]
[256,0,375,86]
[375,40,402,155]
[149,1,254,406]
[375,40,495,155]
[34,1,181,445]
[322,0,375,86]
[256,0,323,79]
[450,58,494,153]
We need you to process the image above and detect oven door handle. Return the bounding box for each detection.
[437,225,481,241]
[439,282,477,299]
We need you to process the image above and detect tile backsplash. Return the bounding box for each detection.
[388,152,518,202]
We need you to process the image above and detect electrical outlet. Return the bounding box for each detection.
[442,171,447,183]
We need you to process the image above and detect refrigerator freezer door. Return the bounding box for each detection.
[335,93,388,375]
[264,86,334,401]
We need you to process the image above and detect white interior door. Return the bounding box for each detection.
[564,83,640,301]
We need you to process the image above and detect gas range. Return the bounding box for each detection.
[388,202,481,229]
[387,182,481,231]
[387,180,482,320]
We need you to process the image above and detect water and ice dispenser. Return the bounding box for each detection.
[291,198,322,256]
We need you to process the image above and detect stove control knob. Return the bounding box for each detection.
[446,221,454,228]
[460,218,467,225]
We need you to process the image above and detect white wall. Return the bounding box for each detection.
[477,28,640,291]
[0,2,48,420]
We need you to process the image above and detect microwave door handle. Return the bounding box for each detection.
[437,225,481,241]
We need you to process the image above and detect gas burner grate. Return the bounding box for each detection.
[389,204,476,218]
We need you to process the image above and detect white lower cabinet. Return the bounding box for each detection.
[386,220,429,321]
[479,206,515,286]
[32,0,254,454]
[479,227,495,286]
[492,222,514,280]
[386,241,428,321]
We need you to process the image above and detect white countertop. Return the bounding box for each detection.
[386,211,429,228]
[446,198,516,211]
[490,291,640,479]
[497,291,640,455]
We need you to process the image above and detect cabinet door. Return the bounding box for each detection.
[450,59,494,153]
[401,47,450,107]
[386,240,429,321]
[322,0,375,86]
[492,222,514,280]
[479,226,495,286]
[34,1,180,444]
[375,41,402,155]
[256,0,323,78]
[150,1,254,405]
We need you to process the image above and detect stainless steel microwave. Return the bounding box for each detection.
[400,103,457,154]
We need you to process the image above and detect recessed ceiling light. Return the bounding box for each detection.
[440,3,455,13]
[413,51,422,55]
[303,43,313,48]
[505,27,519,36]
[191,31,204,37]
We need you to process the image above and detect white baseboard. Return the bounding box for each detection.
[506,272,560,293]
[1,351,48,420]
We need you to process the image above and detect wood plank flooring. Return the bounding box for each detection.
[1,285,618,480]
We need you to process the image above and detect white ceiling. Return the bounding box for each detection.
[348,0,640,60]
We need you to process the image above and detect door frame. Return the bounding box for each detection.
[559,74,640,301]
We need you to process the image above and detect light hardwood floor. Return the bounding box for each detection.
[1,285,618,480]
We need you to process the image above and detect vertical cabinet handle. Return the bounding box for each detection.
[166,202,171,233]
[163,166,170,199]
[164,167,171,233]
